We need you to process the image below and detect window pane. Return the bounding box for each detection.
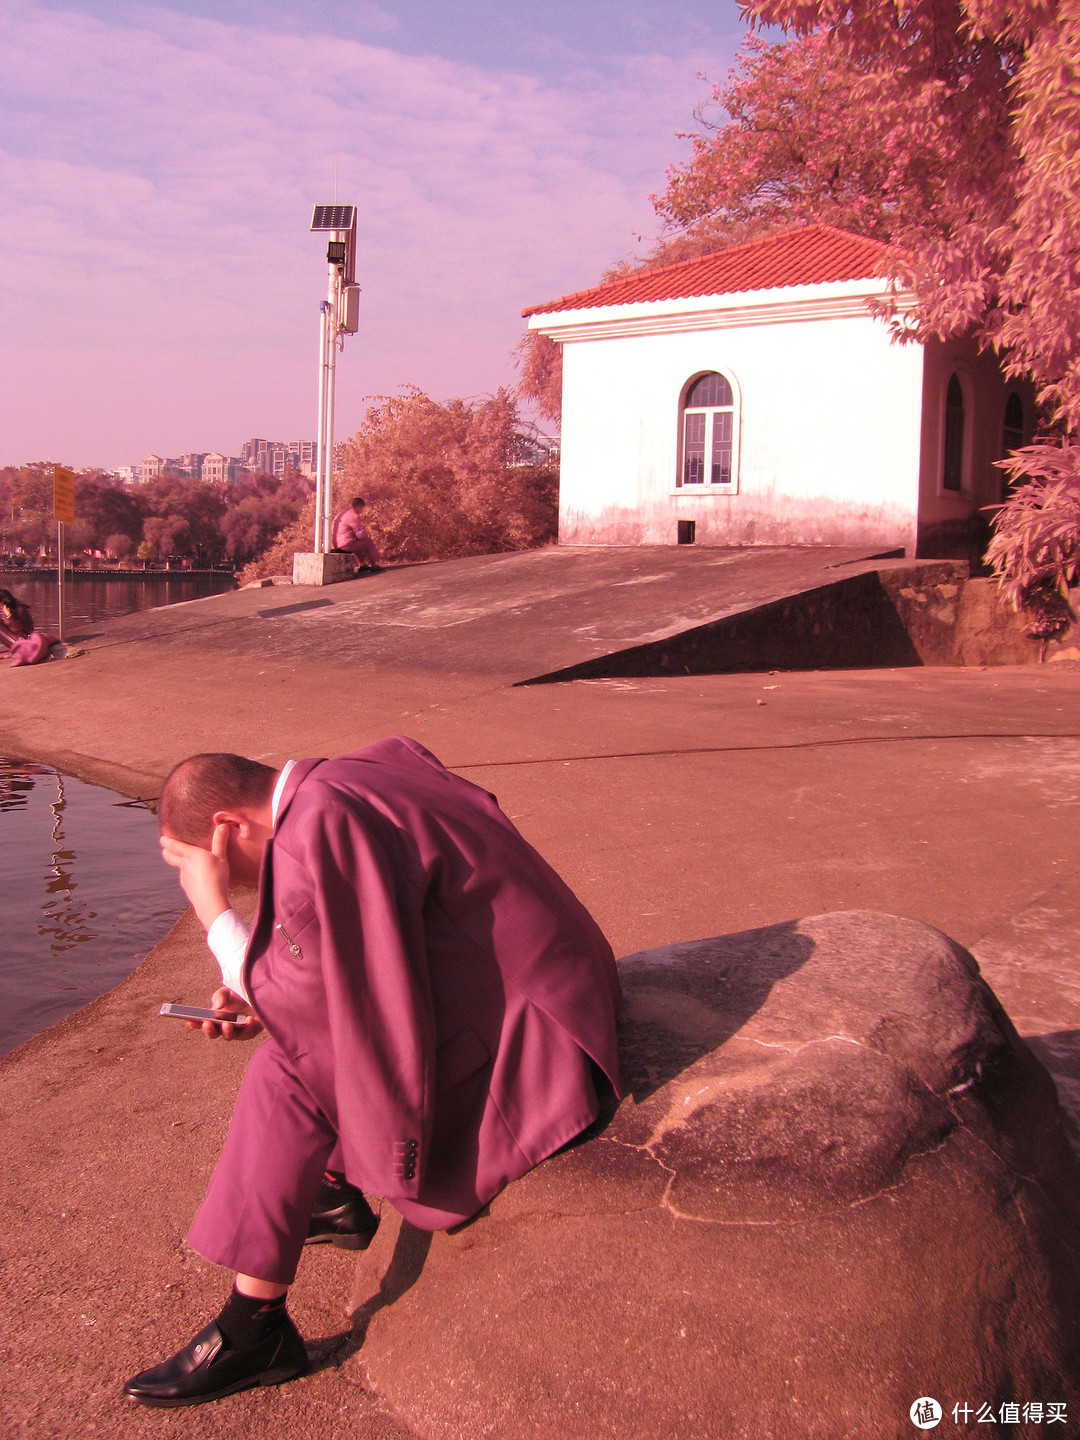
[1003,392,1024,456]
[943,374,964,491]
[683,411,705,484]
[711,411,732,485]
[686,372,733,408]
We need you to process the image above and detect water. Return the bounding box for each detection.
[0,760,188,1055]
[0,570,235,635]
[0,574,233,1053]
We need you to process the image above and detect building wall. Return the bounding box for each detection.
[556,309,926,551]
[915,335,1037,558]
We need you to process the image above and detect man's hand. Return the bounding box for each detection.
[186,986,264,1042]
[160,823,232,932]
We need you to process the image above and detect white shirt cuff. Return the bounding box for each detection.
[206,908,253,1007]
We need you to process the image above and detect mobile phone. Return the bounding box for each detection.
[159,1002,251,1025]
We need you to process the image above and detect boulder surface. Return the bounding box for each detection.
[344,912,1080,1439]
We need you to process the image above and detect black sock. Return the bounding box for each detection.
[216,1287,288,1350]
[315,1169,365,1207]
[312,1170,378,1227]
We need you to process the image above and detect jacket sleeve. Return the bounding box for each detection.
[286,790,437,1201]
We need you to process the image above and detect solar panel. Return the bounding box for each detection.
[311,204,356,231]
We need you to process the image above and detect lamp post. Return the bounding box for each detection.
[310,205,360,555]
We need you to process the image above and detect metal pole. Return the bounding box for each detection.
[321,243,340,554]
[314,300,329,554]
[324,269,339,554]
[57,521,65,642]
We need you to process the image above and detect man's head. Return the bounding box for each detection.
[159,754,278,884]
[351,495,365,509]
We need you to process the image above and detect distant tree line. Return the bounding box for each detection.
[0,464,314,568]
[242,387,559,582]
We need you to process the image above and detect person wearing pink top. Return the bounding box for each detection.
[124,735,621,1408]
[0,588,53,666]
[330,495,380,570]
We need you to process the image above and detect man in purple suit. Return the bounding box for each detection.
[124,736,621,1408]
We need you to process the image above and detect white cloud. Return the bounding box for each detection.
[0,3,723,463]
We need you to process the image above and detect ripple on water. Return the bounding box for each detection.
[0,759,188,1056]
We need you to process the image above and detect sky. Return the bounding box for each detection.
[0,1,746,467]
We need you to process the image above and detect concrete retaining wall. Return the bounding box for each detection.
[521,567,1080,684]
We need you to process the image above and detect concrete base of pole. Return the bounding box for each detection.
[292,551,355,586]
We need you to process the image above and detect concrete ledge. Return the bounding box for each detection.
[291,551,354,586]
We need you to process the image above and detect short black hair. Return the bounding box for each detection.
[351,496,365,509]
[158,753,277,845]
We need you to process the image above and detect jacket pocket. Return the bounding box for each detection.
[436,1026,490,1094]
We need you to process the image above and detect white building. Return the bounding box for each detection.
[137,454,165,485]
[201,452,239,484]
[525,225,1033,556]
[240,437,317,478]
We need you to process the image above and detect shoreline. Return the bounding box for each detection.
[0,565,237,579]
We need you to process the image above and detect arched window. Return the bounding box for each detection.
[942,373,965,492]
[1002,392,1024,456]
[680,372,737,491]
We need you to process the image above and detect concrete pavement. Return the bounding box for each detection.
[2,548,1079,1438]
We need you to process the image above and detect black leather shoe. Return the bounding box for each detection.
[305,1174,380,1251]
[123,1316,307,1407]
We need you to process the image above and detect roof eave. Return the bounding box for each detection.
[527,276,912,340]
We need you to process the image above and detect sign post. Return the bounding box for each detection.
[52,466,75,642]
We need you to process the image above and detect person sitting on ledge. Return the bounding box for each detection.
[0,588,53,667]
[330,495,380,570]
[125,735,621,1408]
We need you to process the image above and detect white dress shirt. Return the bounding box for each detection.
[205,759,295,1005]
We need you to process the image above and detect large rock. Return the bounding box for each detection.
[347,913,1080,1440]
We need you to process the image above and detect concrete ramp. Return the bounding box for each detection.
[73,545,985,684]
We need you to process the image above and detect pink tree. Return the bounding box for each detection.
[734,0,1080,610]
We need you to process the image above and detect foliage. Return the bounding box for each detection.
[514,331,564,425]
[0,463,58,555]
[736,0,1080,433]
[241,388,558,582]
[0,462,313,569]
[653,32,952,251]
[985,441,1080,631]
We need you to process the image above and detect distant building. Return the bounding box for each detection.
[162,452,207,478]
[138,454,165,484]
[113,466,138,485]
[201,452,239,484]
[524,223,1034,558]
[240,437,317,478]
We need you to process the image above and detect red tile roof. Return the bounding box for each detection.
[523,224,891,317]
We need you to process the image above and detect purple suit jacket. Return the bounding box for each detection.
[243,737,621,1229]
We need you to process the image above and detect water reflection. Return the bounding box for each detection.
[0,759,188,1055]
[0,759,48,812]
[39,771,98,954]
[0,571,235,635]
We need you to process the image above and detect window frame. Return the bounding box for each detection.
[940,368,973,497]
[674,369,741,496]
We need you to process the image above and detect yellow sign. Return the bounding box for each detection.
[53,465,75,523]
